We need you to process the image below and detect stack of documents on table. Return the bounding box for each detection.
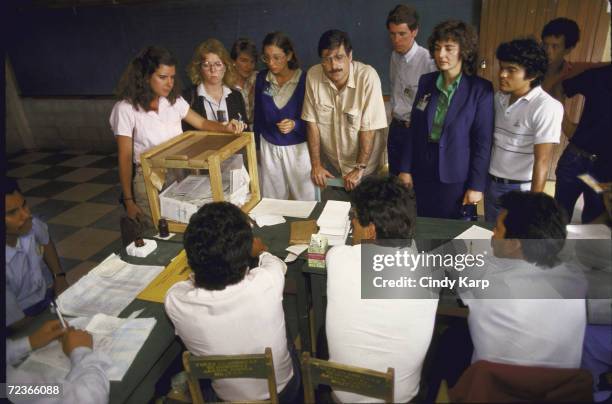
[137,250,192,303]
[160,155,250,224]
[19,313,156,382]
[57,254,164,317]
[316,200,351,246]
[249,198,317,226]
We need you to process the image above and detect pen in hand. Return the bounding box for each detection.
[51,301,68,329]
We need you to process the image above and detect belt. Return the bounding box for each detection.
[567,142,598,162]
[391,118,410,128]
[489,174,530,185]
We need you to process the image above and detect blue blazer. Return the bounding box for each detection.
[401,71,494,191]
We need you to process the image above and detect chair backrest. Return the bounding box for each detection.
[300,352,395,403]
[182,348,278,404]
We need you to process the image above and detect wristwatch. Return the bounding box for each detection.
[53,272,67,279]
[354,164,367,171]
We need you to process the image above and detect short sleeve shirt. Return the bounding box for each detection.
[6,217,53,326]
[489,86,563,181]
[389,43,437,121]
[301,61,388,176]
[109,96,190,164]
[164,252,293,401]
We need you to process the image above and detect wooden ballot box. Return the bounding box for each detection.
[140,130,260,233]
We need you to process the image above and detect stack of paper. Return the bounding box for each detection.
[19,313,156,382]
[250,198,317,219]
[160,155,251,223]
[57,254,164,317]
[316,200,351,246]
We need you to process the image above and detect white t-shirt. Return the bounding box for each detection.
[325,244,439,403]
[459,256,587,368]
[489,86,563,181]
[389,43,437,122]
[164,252,293,401]
[109,96,190,163]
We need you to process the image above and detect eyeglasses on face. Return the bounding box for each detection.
[261,54,286,64]
[321,53,347,66]
[200,61,225,70]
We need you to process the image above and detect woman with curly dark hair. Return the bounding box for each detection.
[110,46,246,222]
[398,20,494,219]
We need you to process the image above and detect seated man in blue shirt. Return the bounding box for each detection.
[5,178,68,329]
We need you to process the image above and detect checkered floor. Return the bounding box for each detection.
[7,149,123,285]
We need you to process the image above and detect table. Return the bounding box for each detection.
[12,205,492,403]
[10,239,185,404]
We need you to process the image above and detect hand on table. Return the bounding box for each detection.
[311,164,334,188]
[343,168,365,191]
[29,320,66,350]
[62,328,93,356]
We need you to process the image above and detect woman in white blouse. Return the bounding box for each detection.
[110,46,245,222]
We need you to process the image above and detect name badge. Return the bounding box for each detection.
[403,87,412,99]
[416,93,431,111]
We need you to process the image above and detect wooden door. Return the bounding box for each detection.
[477,0,610,179]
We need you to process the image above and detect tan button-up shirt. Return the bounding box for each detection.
[302,61,388,176]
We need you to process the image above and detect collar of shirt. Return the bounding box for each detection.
[499,85,543,108]
[6,234,28,264]
[197,83,231,106]
[265,68,301,87]
[399,41,420,64]
[435,72,462,99]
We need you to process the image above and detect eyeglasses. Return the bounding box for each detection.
[261,54,286,64]
[321,53,347,66]
[200,61,225,70]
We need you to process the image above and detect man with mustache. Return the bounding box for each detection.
[302,29,387,197]
[5,178,67,330]
[485,38,563,222]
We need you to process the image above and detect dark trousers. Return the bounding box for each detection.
[413,141,465,219]
[555,147,607,223]
[388,120,410,176]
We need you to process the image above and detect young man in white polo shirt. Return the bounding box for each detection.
[386,4,436,176]
[485,38,563,222]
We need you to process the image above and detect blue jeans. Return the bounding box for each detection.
[555,148,606,223]
[484,177,530,222]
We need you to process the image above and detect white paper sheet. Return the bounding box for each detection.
[316,200,351,229]
[250,198,316,219]
[566,224,611,239]
[253,214,286,227]
[57,254,164,317]
[19,314,156,382]
[454,225,494,239]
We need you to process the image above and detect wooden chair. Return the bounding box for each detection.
[300,352,395,403]
[182,348,278,404]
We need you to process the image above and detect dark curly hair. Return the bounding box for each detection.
[541,17,580,49]
[350,176,417,241]
[262,31,300,70]
[499,191,567,268]
[115,46,181,112]
[496,38,548,88]
[386,4,419,30]
[184,202,253,290]
[428,19,479,75]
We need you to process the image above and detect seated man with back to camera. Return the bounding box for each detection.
[325,176,439,403]
[164,202,300,402]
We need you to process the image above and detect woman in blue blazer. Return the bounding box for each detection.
[399,20,494,219]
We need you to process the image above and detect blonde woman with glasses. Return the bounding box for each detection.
[183,39,247,129]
